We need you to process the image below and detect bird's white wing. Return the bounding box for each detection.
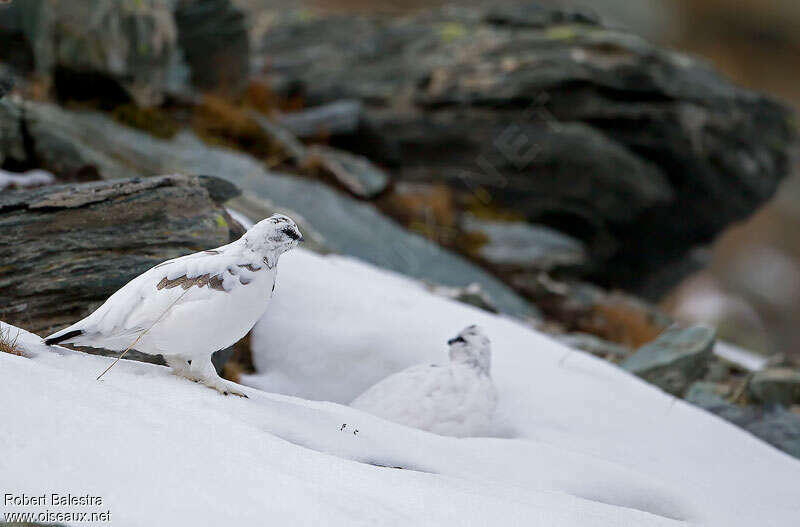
[46,245,265,349]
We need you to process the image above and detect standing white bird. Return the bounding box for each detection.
[351,325,497,437]
[44,214,303,397]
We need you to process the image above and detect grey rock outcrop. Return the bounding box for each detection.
[461,214,588,273]
[0,98,533,317]
[622,325,716,395]
[256,3,796,293]
[0,0,250,105]
[0,0,180,106]
[749,369,800,407]
[0,174,243,335]
[174,0,250,95]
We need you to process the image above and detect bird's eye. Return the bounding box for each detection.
[281,227,300,240]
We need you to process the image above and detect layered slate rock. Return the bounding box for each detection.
[0,98,533,317]
[256,3,796,294]
[749,369,800,407]
[622,325,716,395]
[461,214,588,273]
[0,174,243,335]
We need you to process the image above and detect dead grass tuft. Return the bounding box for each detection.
[0,326,24,357]
[112,103,179,139]
[192,95,282,159]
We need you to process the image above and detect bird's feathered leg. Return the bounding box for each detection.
[164,356,192,379]
[186,356,247,398]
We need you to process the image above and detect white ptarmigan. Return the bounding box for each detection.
[44,214,302,397]
[351,325,498,437]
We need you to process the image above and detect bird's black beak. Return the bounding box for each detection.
[298,234,305,243]
[448,336,466,346]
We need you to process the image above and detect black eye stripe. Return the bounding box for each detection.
[281,227,300,240]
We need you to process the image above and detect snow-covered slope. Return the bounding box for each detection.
[2,249,799,526]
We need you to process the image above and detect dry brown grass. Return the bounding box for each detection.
[592,299,666,349]
[0,326,24,357]
[192,94,282,159]
[242,80,282,114]
[112,103,179,139]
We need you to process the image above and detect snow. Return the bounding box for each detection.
[3,248,800,526]
[714,340,769,371]
[0,168,54,190]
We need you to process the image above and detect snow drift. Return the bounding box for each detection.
[2,249,799,526]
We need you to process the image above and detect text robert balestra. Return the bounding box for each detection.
[4,493,103,507]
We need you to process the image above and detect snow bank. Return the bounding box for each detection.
[246,249,800,525]
[0,168,54,190]
[2,249,799,526]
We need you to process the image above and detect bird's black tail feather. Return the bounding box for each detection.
[44,329,83,346]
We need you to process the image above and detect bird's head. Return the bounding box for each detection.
[447,325,491,373]
[244,214,303,263]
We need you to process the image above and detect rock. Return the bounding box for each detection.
[622,325,716,395]
[0,0,250,105]
[250,112,391,198]
[303,144,390,199]
[514,273,671,347]
[555,333,632,362]
[461,214,588,273]
[687,381,800,460]
[0,100,25,168]
[0,174,244,335]
[173,0,250,95]
[686,382,744,422]
[256,4,795,294]
[427,283,500,314]
[250,111,308,162]
[750,368,800,406]
[224,166,533,317]
[0,65,12,99]
[0,98,534,317]
[484,3,600,27]
[744,407,800,461]
[0,0,181,106]
[277,99,363,139]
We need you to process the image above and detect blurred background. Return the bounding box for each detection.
[1,1,799,415]
[229,0,800,361]
[252,0,800,363]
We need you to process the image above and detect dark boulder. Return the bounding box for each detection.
[622,325,716,395]
[749,369,800,407]
[256,3,796,295]
[174,0,250,96]
[0,0,250,105]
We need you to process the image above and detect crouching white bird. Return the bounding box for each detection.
[44,214,303,397]
[351,325,497,437]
